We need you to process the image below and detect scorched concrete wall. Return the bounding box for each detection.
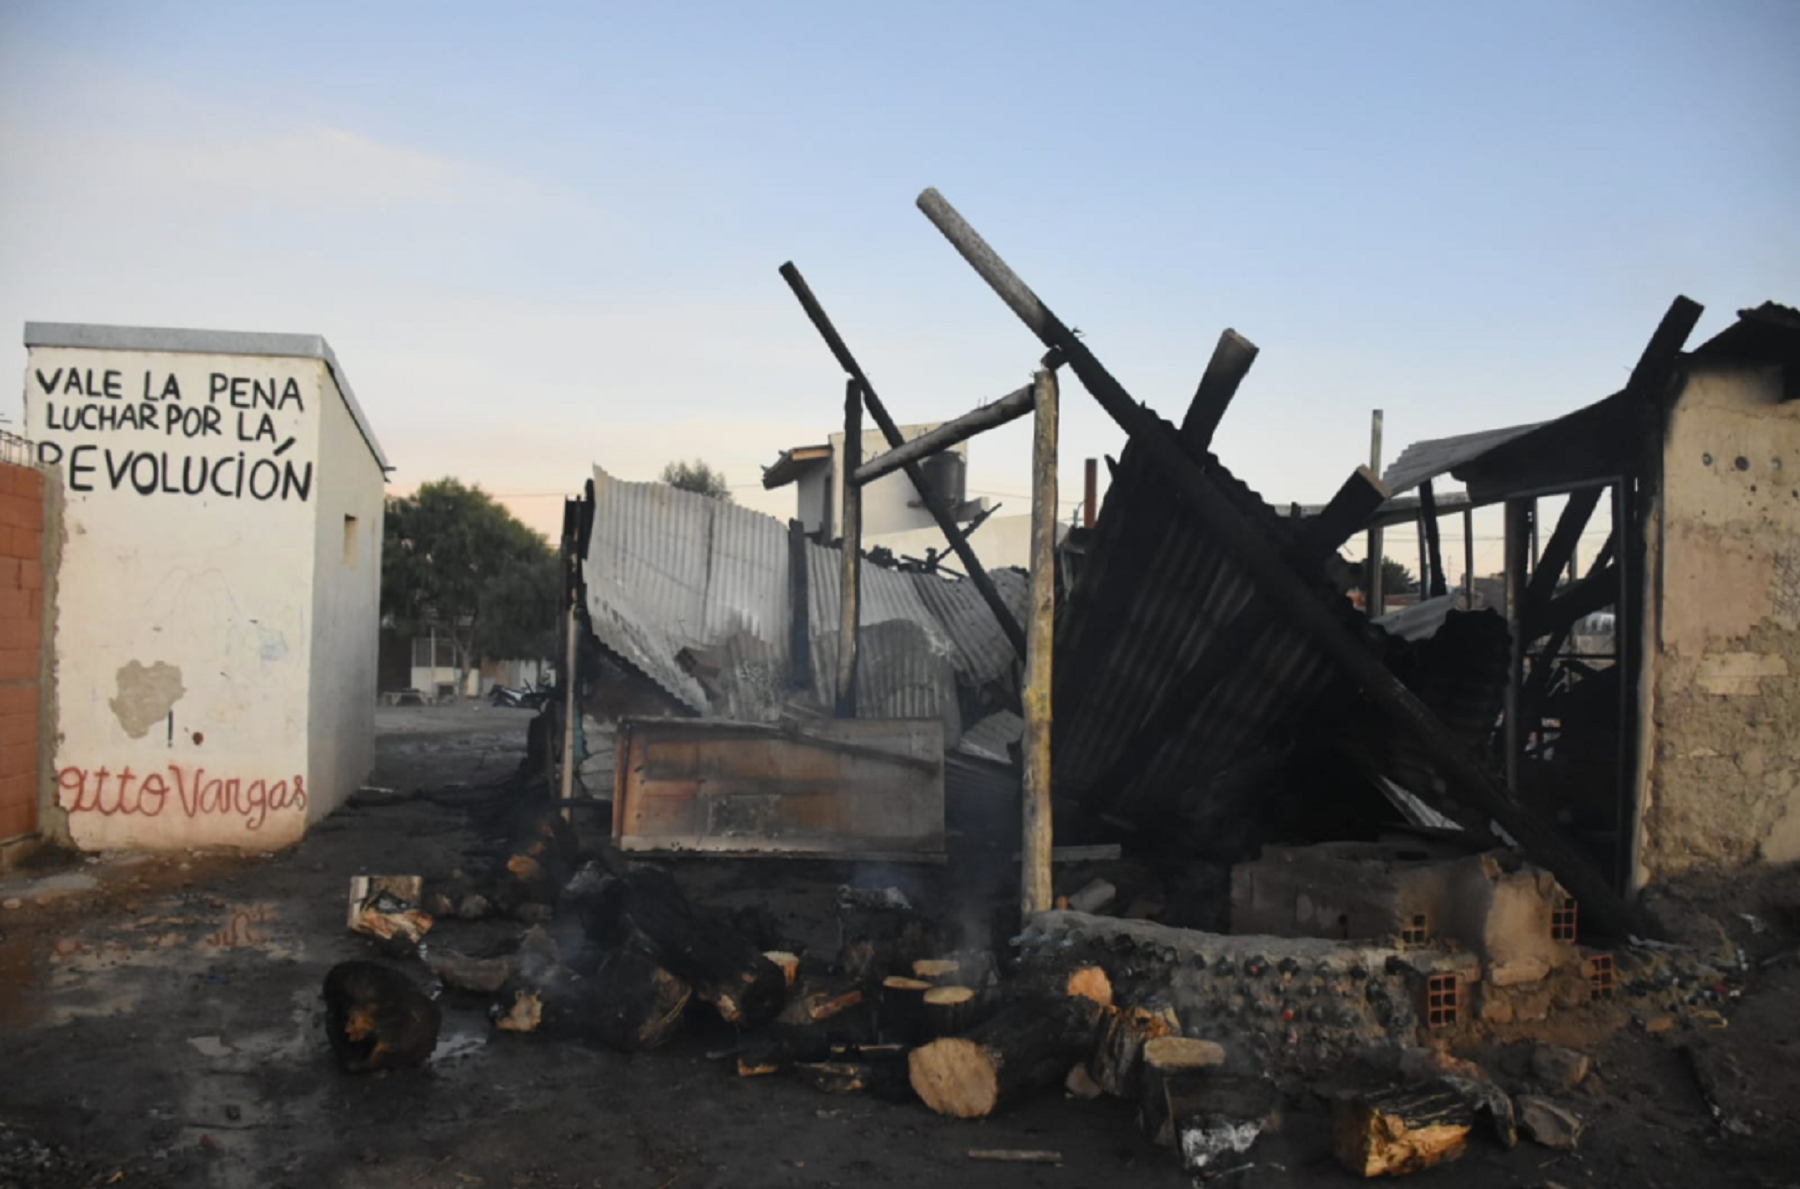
[1637,361,1800,881]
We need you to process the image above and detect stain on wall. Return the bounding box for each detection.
[108,660,186,739]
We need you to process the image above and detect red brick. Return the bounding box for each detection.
[25,589,42,620]
[0,686,35,715]
[0,558,16,588]
[0,650,35,682]
[0,739,35,779]
[17,560,40,591]
[10,527,41,562]
[0,620,28,649]
[0,587,27,620]
[0,780,35,839]
[0,705,35,746]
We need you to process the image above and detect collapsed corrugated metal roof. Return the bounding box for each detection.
[1051,419,1357,828]
[581,466,1026,744]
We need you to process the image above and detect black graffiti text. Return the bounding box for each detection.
[34,442,314,503]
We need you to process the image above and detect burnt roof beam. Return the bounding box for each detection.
[1180,328,1259,452]
[852,382,1036,487]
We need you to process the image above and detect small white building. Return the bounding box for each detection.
[764,424,1056,571]
[21,324,388,851]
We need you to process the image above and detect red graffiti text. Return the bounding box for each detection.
[57,764,307,831]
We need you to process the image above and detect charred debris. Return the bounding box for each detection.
[332,190,1787,1180]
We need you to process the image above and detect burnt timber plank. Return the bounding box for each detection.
[1180,328,1259,452]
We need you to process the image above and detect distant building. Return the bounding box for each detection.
[764,423,1058,571]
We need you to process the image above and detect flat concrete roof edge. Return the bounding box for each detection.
[23,321,392,472]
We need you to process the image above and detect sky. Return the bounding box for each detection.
[1,0,1796,578]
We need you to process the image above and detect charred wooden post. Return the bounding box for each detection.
[913,184,1666,937]
[837,378,863,717]
[787,518,812,691]
[1180,328,1259,452]
[1083,457,1097,527]
[1367,409,1385,618]
[778,261,1027,660]
[1463,508,1475,607]
[1021,366,1059,916]
[1292,466,1391,561]
[852,383,1035,486]
[1503,498,1533,788]
[1419,480,1447,598]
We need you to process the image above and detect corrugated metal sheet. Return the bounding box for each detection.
[583,466,1020,741]
[1052,426,1354,825]
[1381,422,1544,497]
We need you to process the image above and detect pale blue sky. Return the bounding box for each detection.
[2,1,1796,573]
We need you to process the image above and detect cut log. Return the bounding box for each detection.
[586,946,690,1052]
[764,950,801,988]
[908,996,1106,1119]
[1091,1000,1181,1098]
[912,958,961,982]
[912,950,1000,989]
[1066,878,1117,915]
[1333,1082,1472,1178]
[427,948,513,996]
[879,976,934,1044]
[1065,1061,1104,1100]
[1018,964,1113,1008]
[1140,1037,1228,1147]
[737,1039,786,1077]
[777,981,865,1026]
[577,867,786,1029]
[322,961,441,1073]
[923,986,978,1038]
[794,1054,915,1101]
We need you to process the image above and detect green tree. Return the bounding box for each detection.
[659,458,732,501]
[382,479,561,698]
[1380,556,1418,595]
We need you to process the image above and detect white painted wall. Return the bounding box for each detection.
[21,335,382,850]
[827,424,972,537]
[304,367,383,826]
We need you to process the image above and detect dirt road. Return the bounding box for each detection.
[0,705,1792,1187]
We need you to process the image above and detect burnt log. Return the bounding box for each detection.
[322,961,441,1073]
[1091,1000,1181,1098]
[578,867,786,1029]
[923,986,979,1038]
[908,995,1106,1119]
[1333,1081,1472,1177]
[1139,1037,1228,1146]
[879,976,934,1044]
[586,946,691,1051]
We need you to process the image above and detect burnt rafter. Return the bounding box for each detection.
[913,185,1699,938]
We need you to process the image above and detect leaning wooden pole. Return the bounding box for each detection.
[837,378,863,718]
[1021,367,1059,916]
[914,185,1694,938]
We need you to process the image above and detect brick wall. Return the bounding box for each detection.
[0,460,46,843]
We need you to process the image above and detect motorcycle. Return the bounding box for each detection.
[489,681,553,709]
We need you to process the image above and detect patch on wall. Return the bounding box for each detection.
[1694,651,1789,697]
[109,660,187,738]
[1772,551,1800,633]
[1662,522,1772,655]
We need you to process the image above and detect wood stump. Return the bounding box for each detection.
[908,996,1105,1119]
[1333,1082,1472,1177]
